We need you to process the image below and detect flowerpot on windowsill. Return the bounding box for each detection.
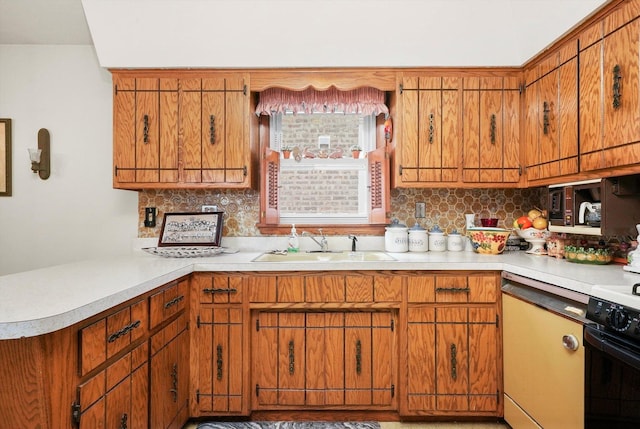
[283,150,291,159]
[352,150,361,159]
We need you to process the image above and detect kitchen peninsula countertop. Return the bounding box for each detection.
[2,239,639,340]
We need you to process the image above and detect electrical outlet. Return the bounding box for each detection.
[201,205,219,213]
[415,202,426,218]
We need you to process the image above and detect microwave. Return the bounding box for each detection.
[546,175,640,236]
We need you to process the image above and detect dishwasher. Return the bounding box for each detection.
[501,272,589,429]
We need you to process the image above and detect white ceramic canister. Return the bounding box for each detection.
[428,225,446,252]
[408,223,429,252]
[385,219,409,252]
[447,229,464,251]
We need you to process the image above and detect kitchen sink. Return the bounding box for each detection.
[252,251,397,263]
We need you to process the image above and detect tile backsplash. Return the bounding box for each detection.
[138,188,543,237]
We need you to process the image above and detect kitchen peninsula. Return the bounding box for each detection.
[1,243,639,428]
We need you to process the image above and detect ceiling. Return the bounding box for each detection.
[0,0,610,68]
[0,0,93,45]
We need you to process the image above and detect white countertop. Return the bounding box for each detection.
[1,238,639,340]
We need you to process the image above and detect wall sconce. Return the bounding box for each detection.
[28,128,50,180]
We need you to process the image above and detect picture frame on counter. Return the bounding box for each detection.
[158,211,224,247]
[0,118,11,196]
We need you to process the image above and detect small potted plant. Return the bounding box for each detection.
[281,146,292,159]
[350,145,362,159]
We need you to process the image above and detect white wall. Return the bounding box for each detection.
[82,0,608,69]
[0,45,138,275]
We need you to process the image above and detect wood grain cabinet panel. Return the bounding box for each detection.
[113,76,179,186]
[462,76,520,184]
[401,272,501,417]
[76,342,149,429]
[252,310,396,409]
[180,75,250,186]
[191,273,248,417]
[79,297,148,376]
[579,1,640,173]
[523,41,579,183]
[398,75,460,185]
[113,72,252,190]
[150,313,189,429]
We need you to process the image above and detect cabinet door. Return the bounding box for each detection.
[150,316,189,429]
[579,33,604,172]
[405,307,436,413]
[399,76,459,184]
[194,306,244,414]
[557,43,580,177]
[462,76,520,184]
[362,311,395,406]
[113,77,178,185]
[602,17,640,168]
[181,76,249,185]
[78,358,148,429]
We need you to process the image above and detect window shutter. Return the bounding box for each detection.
[261,148,280,224]
[368,146,390,224]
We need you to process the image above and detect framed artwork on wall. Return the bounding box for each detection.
[0,118,11,196]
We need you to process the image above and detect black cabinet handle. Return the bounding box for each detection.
[216,344,223,380]
[164,295,184,309]
[107,320,141,343]
[289,340,295,375]
[450,343,457,380]
[203,288,237,294]
[143,114,149,143]
[210,115,216,144]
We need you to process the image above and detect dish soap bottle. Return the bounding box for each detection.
[287,224,300,253]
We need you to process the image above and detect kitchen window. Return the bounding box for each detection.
[256,86,390,232]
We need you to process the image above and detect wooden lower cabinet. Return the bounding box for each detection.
[0,270,503,426]
[252,310,396,409]
[76,343,149,429]
[150,313,190,429]
[401,272,502,417]
[190,273,248,417]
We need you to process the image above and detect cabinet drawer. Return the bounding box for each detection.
[435,274,498,303]
[77,342,148,414]
[79,298,148,376]
[150,278,188,329]
[195,273,244,304]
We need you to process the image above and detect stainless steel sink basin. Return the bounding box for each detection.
[252,251,396,263]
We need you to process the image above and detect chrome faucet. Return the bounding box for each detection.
[302,229,329,252]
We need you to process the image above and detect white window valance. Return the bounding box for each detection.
[256,86,389,116]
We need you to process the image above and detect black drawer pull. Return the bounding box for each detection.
[203,288,238,294]
[107,320,141,343]
[435,287,470,293]
[164,295,184,309]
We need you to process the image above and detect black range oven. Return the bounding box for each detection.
[585,297,640,428]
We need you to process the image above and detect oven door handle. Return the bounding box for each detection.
[584,324,640,371]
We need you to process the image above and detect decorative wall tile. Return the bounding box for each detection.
[138,187,543,237]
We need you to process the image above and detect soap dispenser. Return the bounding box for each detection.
[287,224,300,253]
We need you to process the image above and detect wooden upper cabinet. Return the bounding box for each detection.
[113,76,179,186]
[398,75,460,186]
[524,41,579,183]
[112,72,252,190]
[462,76,520,184]
[181,75,250,186]
[580,1,640,173]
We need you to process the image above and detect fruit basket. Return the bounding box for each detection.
[563,245,613,265]
[515,228,551,255]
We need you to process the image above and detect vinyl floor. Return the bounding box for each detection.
[183,422,509,429]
